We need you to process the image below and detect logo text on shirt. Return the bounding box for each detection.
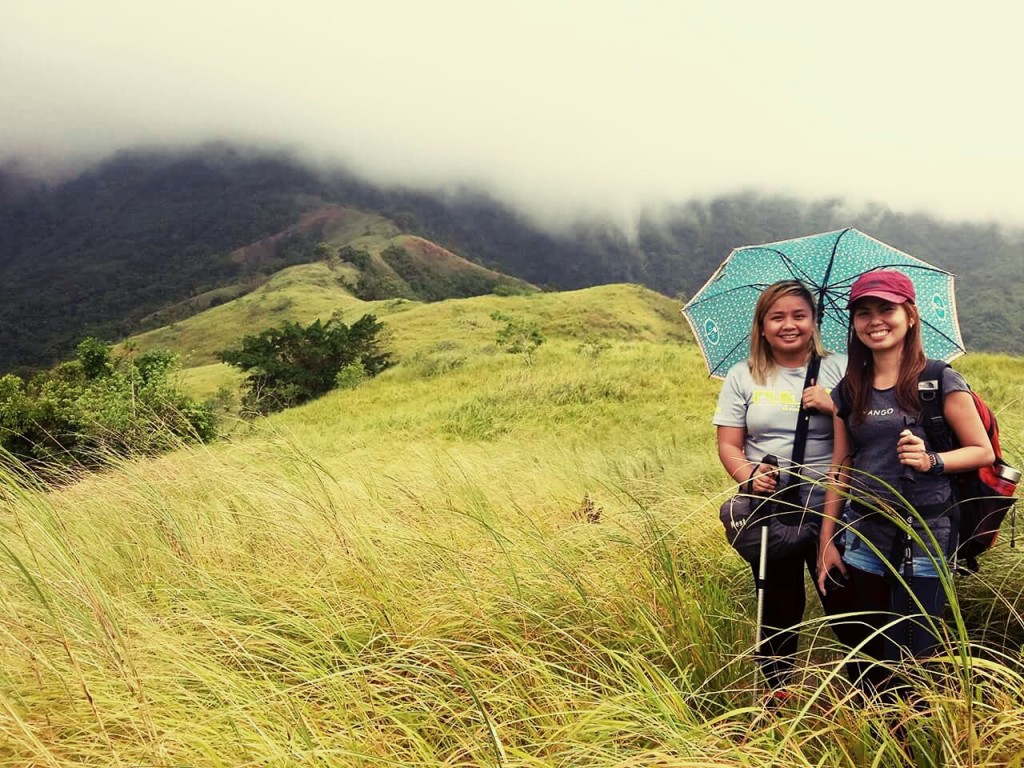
[865,408,896,417]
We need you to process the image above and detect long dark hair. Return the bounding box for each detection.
[843,300,926,425]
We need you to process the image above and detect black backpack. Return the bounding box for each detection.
[916,361,1020,572]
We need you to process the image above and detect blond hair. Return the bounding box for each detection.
[748,281,827,385]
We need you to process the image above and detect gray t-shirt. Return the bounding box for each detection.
[714,353,847,512]
[831,366,968,510]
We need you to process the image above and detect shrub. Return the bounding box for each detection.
[491,311,545,364]
[577,336,611,363]
[334,361,367,390]
[219,315,393,415]
[0,338,216,476]
[338,246,372,270]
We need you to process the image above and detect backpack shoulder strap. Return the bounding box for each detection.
[918,359,953,452]
[790,353,822,468]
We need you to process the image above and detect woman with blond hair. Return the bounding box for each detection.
[714,279,852,698]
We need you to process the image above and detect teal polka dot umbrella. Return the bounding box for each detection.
[681,228,965,378]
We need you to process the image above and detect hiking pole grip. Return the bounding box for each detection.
[900,418,919,486]
[760,454,780,484]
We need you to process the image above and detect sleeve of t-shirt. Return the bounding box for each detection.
[830,382,845,414]
[712,365,748,428]
[818,353,848,391]
[944,366,970,396]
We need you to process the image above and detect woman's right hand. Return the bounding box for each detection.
[816,540,847,593]
[748,462,778,495]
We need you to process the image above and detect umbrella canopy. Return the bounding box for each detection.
[681,228,965,378]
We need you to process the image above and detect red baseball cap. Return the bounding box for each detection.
[847,270,916,307]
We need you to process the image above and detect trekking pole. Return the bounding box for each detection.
[754,522,769,705]
[899,419,918,650]
[753,454,779,704]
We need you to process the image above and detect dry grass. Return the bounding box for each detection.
[3,278,1022,766]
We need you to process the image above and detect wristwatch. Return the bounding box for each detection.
[926,451,945,475]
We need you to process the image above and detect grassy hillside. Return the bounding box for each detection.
[2,281,1023,765]
[129,275,684,399]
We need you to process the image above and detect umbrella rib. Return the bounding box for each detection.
[683,282,773,310]
[919,317,966,353]
[711,337,751,377]
[814,228,851,325]
[739,247,821,287]
[854,263,953,278]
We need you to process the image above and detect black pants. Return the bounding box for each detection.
[750,544,863,690]
[827,565,947,693]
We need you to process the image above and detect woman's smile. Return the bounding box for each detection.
[852,299,909,350]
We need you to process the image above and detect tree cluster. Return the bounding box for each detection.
[218,314,393,415]
[343,249,416,302]
[0,338,216,477]
[380,244,505,301]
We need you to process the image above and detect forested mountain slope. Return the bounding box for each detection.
[2,144,1021,373]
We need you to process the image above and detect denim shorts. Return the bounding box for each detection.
[843,530,943,579]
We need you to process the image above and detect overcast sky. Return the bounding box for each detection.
[2,1,1022,226]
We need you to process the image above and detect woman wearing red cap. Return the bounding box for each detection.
[816,270,993,688]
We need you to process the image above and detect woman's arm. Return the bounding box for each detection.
[941,390,995,471]
[897,390,995,474]
[717,425,777,494]
[817,413,851,592]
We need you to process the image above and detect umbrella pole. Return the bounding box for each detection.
[754,523,769,704]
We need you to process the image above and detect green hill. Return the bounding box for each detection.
[126,267,685,400]
[0,150,533,373]
[140,201,533,318]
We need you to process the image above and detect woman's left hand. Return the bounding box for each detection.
[802,379,833,414]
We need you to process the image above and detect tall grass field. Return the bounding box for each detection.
[2,283,1023,766]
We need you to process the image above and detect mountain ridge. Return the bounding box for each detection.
[2,144,1022,373]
